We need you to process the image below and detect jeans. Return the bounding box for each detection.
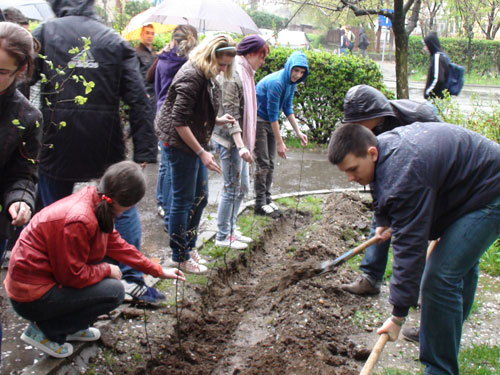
[166,146,208,262]
[419,196,500,375]
[214,142,249,241]
[254,119,276,208]
[160,144,172,228]
[359,215,391,286]
[11,278,124,343]
[156,142,166,207]
[37,173,144,282]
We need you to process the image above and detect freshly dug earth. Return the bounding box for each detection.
[90,192,383,374]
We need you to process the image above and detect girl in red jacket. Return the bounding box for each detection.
[4,161,185,358]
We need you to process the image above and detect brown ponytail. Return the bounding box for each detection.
[96,161,146,233]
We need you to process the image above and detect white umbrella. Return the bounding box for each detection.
[131,0,260,35]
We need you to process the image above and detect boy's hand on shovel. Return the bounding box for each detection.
[375,226,391,243]
[376,316,404,341]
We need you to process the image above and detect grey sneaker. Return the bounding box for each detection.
[341,277,380,295]
[402,326,420,343]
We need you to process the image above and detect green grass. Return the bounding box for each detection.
[283,136,325,150]
[276,195,324,220]
[480,239,500,277]
[409,70,500,85]
[459,345,500,374]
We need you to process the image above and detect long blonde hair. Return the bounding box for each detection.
[171,25,198,58]
[189,34,236,80]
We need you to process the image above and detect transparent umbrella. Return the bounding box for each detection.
[123,0,259,39]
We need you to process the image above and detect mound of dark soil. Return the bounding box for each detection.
[91,192,376,374]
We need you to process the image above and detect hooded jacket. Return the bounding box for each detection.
[256,51,309,123]
[32,0,157,182]
[343,85,440,135]
[372,123,500,313]
[154,47,187,112]
[423,32,450,99]
[0,83,42,240]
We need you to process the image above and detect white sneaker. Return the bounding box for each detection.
[179,258,208,274]
[233,230,253,244]
[268,202,279,211]
[190,249,208,264]
[215,235,248,250]
[67,327,101,342]
[157,205,165,218]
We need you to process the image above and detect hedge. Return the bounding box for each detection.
[408,36,500,75]
[255,47,390,144]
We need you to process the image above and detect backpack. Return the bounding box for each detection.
[440,53,465,96]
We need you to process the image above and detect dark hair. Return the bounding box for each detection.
[327,123,377,165]
[3,7,29,25]
[96,161,146,233]
[0,22,39,79]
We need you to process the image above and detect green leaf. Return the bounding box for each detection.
[12,119,20,125]
[59,121,67,129]
[74,96,88,105]
[68,62,76,69]
[68,46,80,54]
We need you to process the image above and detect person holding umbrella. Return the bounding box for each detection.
[155,34,237,274]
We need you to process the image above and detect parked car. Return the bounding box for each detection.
[0,0,54,21]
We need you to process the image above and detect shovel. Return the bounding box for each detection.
[360,333,389,375]
[317,235,379,276]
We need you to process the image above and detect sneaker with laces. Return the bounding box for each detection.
[67,327,101,342]
[179,258,208,274]
[121,280,164,305]
[190,249,207,264]
[233,230,253,244]
[21,323,73,358]
[215,235,248,250]
[268,202,279,211]
[254,204,280,218]
[402,326,420,343]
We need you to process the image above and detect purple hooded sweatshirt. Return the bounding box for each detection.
[154,46,188,112]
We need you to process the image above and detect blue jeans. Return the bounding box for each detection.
[160,144,172,228]
[37,173,144,282]
[420,196,500,375]
[166,146,208,262]
[11,278,124,343]
[214,142,249,241]
[359,215,391,286]
[155,142,165,207]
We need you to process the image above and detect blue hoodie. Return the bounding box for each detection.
[256,51,309,122]
[155,46,188,112]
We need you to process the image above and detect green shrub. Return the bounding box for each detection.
[255,47,390,144]
[408,36,500,75]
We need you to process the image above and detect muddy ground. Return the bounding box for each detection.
[85,191,500,375]
[87,192,382,374]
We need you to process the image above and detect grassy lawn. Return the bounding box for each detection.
[409,70,500,85]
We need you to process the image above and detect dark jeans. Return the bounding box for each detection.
[37,173,144,282]
[254,119,276,208]
[359,215,391,286]
[11,278,124,343]
[420,196,500,374]
[160,144,172,228]
[166,146,208,262]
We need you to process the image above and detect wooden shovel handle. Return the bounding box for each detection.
[360,333,389,375]
[350,235,379,257]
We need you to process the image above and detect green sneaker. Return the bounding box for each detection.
[67,327,101,342]
[21,323,73,358]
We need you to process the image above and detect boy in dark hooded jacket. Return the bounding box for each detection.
[341,84,440,342]
[254,51,309,216]
[423,32,450,99]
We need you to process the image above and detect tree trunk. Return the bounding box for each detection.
[393,0,409,98]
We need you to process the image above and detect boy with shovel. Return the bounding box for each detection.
[328,123,500,375]
[340,84,440,342]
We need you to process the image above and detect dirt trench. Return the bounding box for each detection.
[91,192,376,374]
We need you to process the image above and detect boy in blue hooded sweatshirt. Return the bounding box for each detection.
[254,51,309,216]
